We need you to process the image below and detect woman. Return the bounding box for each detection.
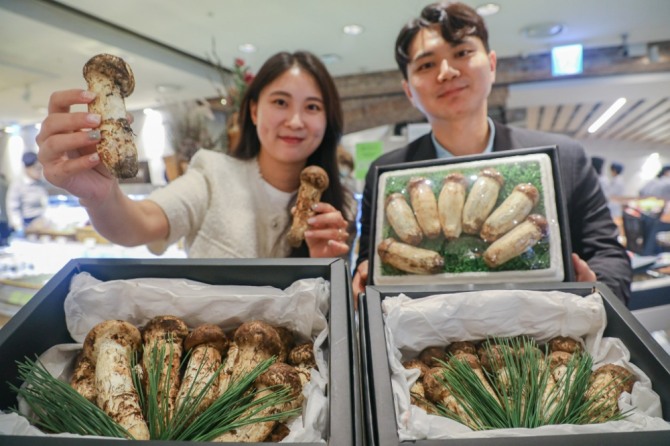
[36,51,353,258]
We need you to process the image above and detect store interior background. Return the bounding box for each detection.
[1,0,670,338]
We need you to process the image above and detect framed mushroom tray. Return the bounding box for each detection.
[368,146,574,286]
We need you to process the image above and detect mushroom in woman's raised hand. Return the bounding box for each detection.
[83,53,138,179]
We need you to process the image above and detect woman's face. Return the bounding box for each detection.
[251,65,327,168]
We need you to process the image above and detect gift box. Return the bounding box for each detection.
[368,146,574,286]
[359,282,670,445]
[0,258,362,445]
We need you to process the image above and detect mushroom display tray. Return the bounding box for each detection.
[359,282,670,446]
[0,258,363,446]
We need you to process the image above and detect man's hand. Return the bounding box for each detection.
[572,253,596,282]
[352,260,369,310]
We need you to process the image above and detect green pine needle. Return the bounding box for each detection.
[9,357,130,438]
[432,337,632,430]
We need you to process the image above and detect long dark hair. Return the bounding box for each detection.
[231,51,348,225]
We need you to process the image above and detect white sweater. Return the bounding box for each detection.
[147,150,295,258]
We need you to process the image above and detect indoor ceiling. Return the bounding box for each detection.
[1,0,669,146]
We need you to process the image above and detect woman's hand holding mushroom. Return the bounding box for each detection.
[36,89,117,204]
[303,202,351,258]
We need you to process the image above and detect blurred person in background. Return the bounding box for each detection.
[604,162,625,219]
[0,173,11,246]
[639,165,670,200]
[7,152,49,236]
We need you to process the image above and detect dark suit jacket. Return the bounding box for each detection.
[357,121,632,303]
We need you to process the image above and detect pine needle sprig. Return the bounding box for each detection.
[432,336,633,430]
[176,356,300,442]
[9,357,129,438]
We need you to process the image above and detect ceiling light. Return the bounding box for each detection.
[320,54,342,64]
[588,98,627,134]
[238,43,256,53]
[476,3,500,16]
[521,22,564,39]
[343,24,364,36]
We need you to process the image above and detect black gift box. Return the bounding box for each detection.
[368,146,575,286]
[359,282,670,446]
[0,258,362,446]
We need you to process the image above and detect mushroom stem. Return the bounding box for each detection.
[212,363,302,442]
[176,324,229,415]
[83,320,148,440]
[142,315,189,422]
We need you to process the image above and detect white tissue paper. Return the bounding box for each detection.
[2,271,331,443]
[380,289,670,440]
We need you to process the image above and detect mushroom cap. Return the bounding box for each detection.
[385,192,407,208]
[184,324,229,353]
[480,167,504,186]
[526,214,548,235]
[234,320,283,356]
[273,326,295,363]
[443,172,467,187]
[548,336,582,354]
[255,362,302,398]
[142,315,189,343]
[83,319,141,361]
[288,342,316,369]
[591,364,636,394]
[300,165,329,191]
[479,344,513,372]
[549,350,573,368]
[514,183,539,206]
[418,346,448,368]
[83,53,135,97]
[422,367,451,403]
[402,359,430,378]
[450,352,481,369]
[408,177,431,192]
[446,341,478,356]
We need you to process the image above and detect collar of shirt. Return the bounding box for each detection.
[432,117,495,159]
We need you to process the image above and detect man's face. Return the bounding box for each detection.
[402,27,496,123]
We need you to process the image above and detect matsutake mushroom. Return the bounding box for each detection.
[419,346,448,368]
[142,315,189,420]
[176,324,229,415]
[70,352,97,403]
[219,320,283,395]
[585,364,636,422]
[82,320,149,440]
[287,166,329,248]
[288,342,317,387]
[83,53,138,179]
[213,362,303,442]
[423,366,477,428]
[403,359,436,414]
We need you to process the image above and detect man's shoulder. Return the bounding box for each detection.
[371,134,433,168]
[498,124,583,152]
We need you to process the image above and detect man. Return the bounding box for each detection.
[7,152,49,234]
[353,2,632,304]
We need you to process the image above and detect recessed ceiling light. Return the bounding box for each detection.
[476,3,500,16]
[343,24,364,36]
[320,53,342,64]
[238,43,256,53]
[521,22,564,39]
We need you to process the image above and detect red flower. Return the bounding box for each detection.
[243,72,254,85]
[235,58,245,67]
